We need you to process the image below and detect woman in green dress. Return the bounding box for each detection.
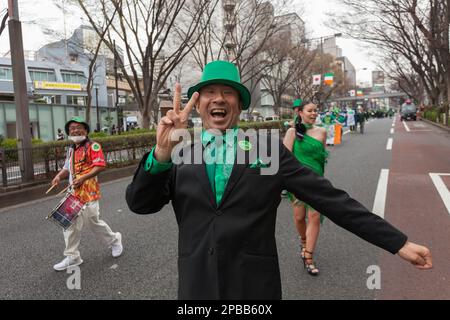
[283,101,328,276]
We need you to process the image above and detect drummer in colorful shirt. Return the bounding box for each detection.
[51,117,123,271]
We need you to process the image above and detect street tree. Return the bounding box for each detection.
[261,37,316,116]
[379,52,428,104]
[329,0,448,109]
[178,0,300,114]
[407,0,449,113]
[76,0,213,128]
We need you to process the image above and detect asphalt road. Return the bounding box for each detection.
[0,117,446,300]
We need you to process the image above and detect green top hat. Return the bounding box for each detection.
[187,60,251,110]
[65,116,90,135]
[292,99,302,108]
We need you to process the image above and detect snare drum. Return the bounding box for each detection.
[46,193,86,230]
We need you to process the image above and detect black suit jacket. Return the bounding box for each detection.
[126,134,407,300]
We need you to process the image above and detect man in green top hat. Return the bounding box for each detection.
[126,60,432,300]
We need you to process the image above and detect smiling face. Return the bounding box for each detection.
[197,84,242,131]
[298,103,318,125]
[68,122,88,144]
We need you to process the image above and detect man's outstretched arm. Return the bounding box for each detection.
[279,142,432,269]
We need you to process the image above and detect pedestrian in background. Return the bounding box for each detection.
[56,128,64,141]
[347,106,356,132]
[359,106,366,133]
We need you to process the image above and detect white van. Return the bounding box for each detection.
[264,115,280,121]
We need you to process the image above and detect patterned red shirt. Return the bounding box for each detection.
[64,140,106,203]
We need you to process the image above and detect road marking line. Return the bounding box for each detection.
[402,121,410,132]
[429,173,450,216]
[402,121,431,132]
[343,130,350,135]
[386,138,393,150]
[390,128,394,134]
[373,169,389,218]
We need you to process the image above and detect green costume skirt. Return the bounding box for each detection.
[287,134,328,224]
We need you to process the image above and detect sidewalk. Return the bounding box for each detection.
[0,165,136,209]
[419,116,450,133]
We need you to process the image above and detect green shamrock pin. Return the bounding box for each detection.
[238,140,252,151]
[91,142,101,152]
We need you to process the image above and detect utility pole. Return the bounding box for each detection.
[319,36,324,106]
[8,0,34,182]
[94,84,100,132]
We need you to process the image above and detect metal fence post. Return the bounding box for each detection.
[1,148,7,187]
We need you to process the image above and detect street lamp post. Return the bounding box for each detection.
[94,84,100,132]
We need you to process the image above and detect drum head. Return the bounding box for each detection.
[47,194,85,230]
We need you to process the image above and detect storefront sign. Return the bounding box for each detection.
[34,81,83,91]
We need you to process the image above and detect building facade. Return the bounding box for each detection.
[336,56,356,91]
[0,26,120,141]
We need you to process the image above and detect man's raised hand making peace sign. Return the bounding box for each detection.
[154,84,199,163]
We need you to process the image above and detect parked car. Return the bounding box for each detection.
[264,115,280,121]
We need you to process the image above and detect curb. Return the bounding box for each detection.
[419,117,450,133]
[0,165,136,210]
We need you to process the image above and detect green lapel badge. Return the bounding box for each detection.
[238,140,252,151]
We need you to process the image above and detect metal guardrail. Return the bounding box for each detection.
[0,122,284,188]
[0,141,152,188]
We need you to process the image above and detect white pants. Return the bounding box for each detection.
[63,201,118,259]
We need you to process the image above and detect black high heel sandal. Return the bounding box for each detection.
[300,238,307,260]
[303,250,319,276]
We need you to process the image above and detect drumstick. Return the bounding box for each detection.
[45,184,57,194]
[57,184,71,195]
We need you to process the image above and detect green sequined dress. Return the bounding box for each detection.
[288,134,329,223]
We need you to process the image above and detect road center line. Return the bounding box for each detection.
[429,173,450,216]
[402,121,410,132]
[386,138,393,150]
[372,169,389,218]
[390,128,394,134]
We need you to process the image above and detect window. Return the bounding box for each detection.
[42,95,61,104]
[67,95,87,106]
[61,70,87,84]
[69,53,78,63]
[28,68,56,82]
[0,66,13,80]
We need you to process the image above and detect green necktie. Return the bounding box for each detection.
[214,140,234,205]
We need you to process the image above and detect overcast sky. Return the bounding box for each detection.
[299,0,376,84]
[0,0,375,83]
